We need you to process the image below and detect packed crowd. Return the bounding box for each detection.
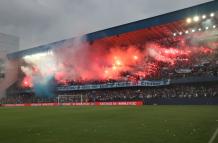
[59,83,218,103]
[0,95,57,104]
[1,83,218,104]
[56,47,218,86]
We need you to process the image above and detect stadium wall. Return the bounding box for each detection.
[0,101,143,107]
[143,97,218,105]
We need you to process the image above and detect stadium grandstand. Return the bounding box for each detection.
[1,0,218,106]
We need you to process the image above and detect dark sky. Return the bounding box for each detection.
[0,0,212,50]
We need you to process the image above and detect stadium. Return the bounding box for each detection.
[0,1,218,143]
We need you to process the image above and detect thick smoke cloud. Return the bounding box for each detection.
[20,29,218,94]
[54,38,144,82]
[0,0,212,50]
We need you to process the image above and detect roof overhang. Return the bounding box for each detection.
[7,0,218,59]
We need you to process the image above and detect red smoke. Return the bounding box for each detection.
[22,76,33,88]
[21,36,216,88]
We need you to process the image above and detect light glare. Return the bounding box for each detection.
[186,18,192,23]
[193,16,200,22]
[210,13,215,17]
[202,15,206,19]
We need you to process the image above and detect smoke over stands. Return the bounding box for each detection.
[20,32,216,96]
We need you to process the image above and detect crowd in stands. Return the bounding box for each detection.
[3,41,218,104]
[1,83,218,104]
[56,47,218,86]
[0,95,57,104]
[59,83,218,103]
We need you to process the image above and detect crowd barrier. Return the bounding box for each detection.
[0,101,143,107]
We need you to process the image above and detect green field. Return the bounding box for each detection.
[0,106,218,143]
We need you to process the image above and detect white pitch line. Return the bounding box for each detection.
[208,128,218,143]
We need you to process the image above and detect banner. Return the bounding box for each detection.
[58,80,170,91]
[175,68,192,74]
[95,101,143,106]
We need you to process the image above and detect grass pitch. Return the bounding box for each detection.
[0,106,218,143]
